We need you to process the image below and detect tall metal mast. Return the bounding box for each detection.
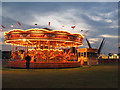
[98,38,105,55]
[86,38,92,48]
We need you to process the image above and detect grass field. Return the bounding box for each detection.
[2,63,118,88]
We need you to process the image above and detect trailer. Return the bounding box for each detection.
[77,48,98,65]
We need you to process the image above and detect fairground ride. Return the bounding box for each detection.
[4,28,85,68]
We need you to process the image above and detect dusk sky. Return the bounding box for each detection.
[0,2,118,54]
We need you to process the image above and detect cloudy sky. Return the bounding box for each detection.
[0,2,118,54]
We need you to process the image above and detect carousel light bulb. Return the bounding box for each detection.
[23,39,26,41]
[11,24,14,27]
[0,29,2,31]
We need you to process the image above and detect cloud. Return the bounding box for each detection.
[86,13,115,24]
[99,9,118,18]
[89,41,95,44]
[1,2,118,54]
[86,15,103,22]
[108,25,118,29]
[2,0,120,2]
[88,38,101,42]
[99,34,118,38]
[31,9,92,34]
[2,4,93,33]
[104,19,112,23]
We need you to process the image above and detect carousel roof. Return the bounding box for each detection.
[4,28,84,46]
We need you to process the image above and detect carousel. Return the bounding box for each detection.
[4,28,84,68]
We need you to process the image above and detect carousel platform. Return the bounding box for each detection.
[5,61,81,69]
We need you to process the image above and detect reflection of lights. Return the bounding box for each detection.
[57,44,58,46]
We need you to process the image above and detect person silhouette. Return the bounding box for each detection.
[25,54,31,70]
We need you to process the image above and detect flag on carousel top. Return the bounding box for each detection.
[18,22,21,26]
[71,25,75,29]
[1,25,5,28]
[35,24,38,26]
[48,22,50,26]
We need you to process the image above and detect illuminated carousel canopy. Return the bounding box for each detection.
[4,28,85,68]
[4,28,84,47]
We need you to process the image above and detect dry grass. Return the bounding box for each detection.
[2,63,118,88]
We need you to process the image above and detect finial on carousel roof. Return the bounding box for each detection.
[42,28,52,31]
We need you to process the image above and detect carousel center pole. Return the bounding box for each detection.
[9,44,11,61]
[48,40,50,62]
[36,42,38,49]
[43,41,45,49]
[27,45,28,52]
[39,41,41,49]
[12,43,14,52]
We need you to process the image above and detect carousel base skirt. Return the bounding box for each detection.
[5,61,81,69]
